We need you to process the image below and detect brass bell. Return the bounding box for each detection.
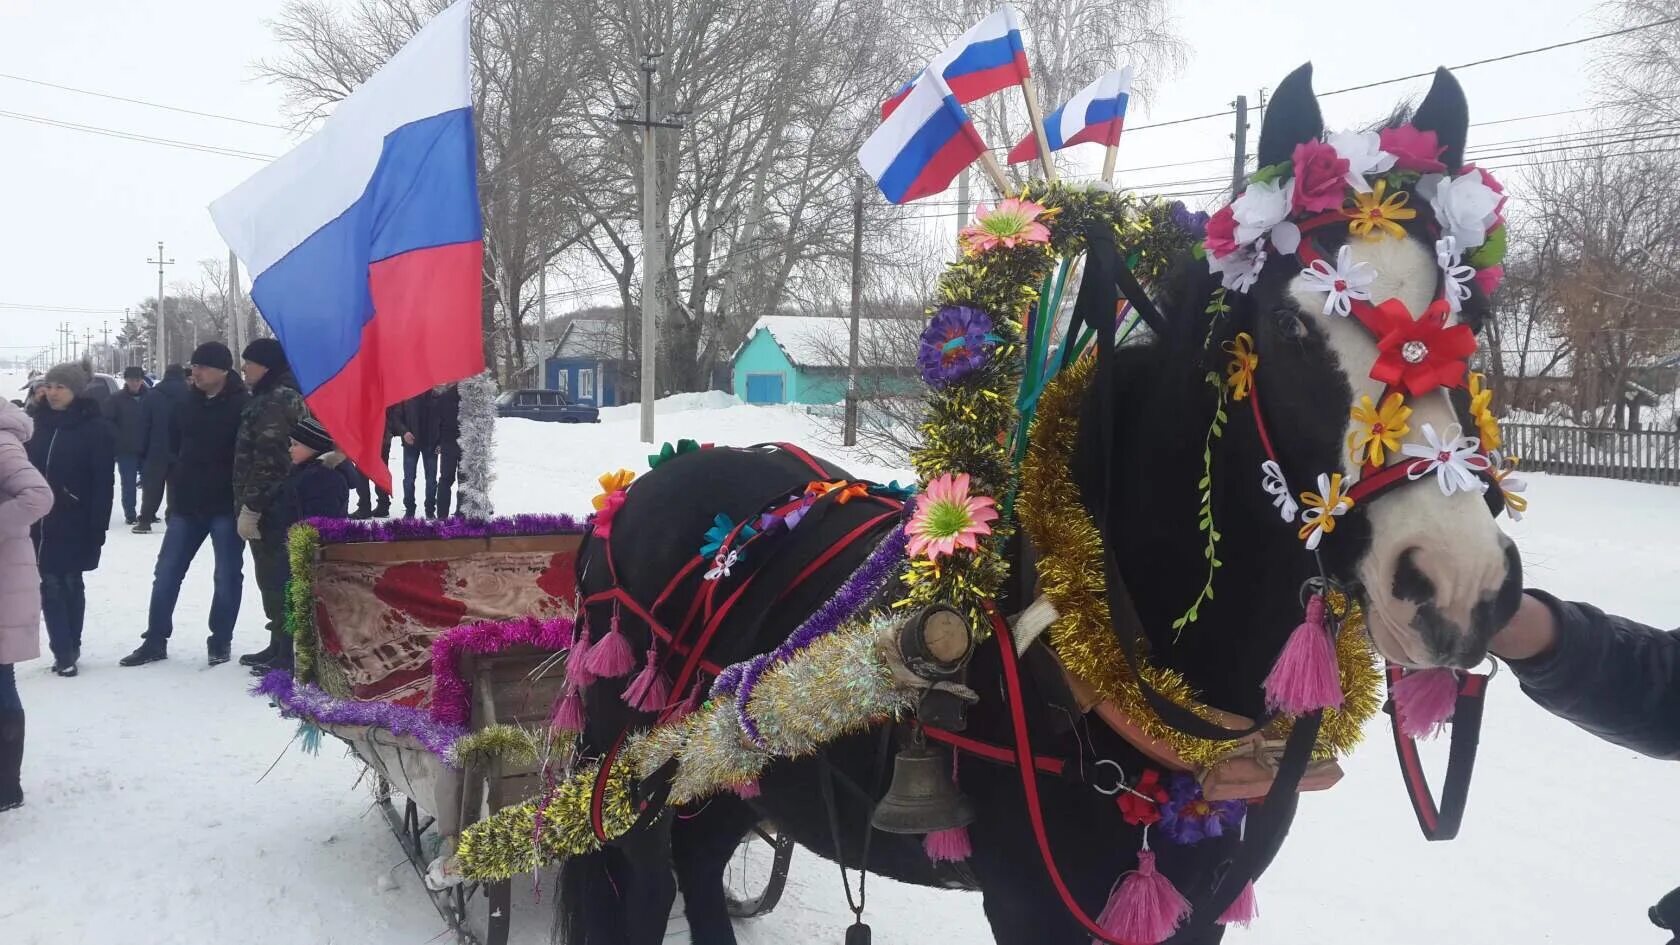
[870,730,976,835]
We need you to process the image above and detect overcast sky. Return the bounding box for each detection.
[0,0,1614,365]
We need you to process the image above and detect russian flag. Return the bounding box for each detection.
[860,71,989,205]
[1006,66,1133,164]
[208,0,482,492]
[881,6,1030,119]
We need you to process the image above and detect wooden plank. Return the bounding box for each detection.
[321,533,583,564]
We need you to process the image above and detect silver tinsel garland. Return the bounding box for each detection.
[456,371,498,518]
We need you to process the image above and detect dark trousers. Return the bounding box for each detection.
[138,461,167,524]
[145,513,243,645]
[116,453,141,521]
[355,436,394,511]
[39,571,86,665]
[250,531,290,638]
[437,449,459,517]
[0,663,20,714]
[402,445,439,515]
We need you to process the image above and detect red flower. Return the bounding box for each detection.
[1379,125,1447,174]
[1366,299,1478,396]
[1204,205,1240,257]
[1291,140,1350,214]
[1118,769,1170,826]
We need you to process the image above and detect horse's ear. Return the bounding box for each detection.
[1411,67,1469,172]
[1255,63,1323,169]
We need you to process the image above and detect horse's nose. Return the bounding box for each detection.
[1394,538,1523,668]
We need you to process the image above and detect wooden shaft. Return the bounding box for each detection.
[977,151,1013,196]
[1020,77,1058,183]
[1101,144,1119,184]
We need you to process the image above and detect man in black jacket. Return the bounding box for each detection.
[120,343,250,668]
[103,366,148,525]
[396,386,462,518]
[133,365,188,534]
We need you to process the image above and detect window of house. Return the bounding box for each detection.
[578,369,595,401]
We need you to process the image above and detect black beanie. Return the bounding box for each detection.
[123,366,146,380]
[242,338,287,372]
[190,342,234,372]
[290,416,335,454]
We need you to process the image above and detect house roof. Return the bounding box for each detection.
[734,316,917,369]
[552,316,626,361]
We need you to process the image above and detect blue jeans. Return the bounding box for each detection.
[402,445,438,515]
[144,513,244,645]
[116,453,141,521]
[0,664,20,714]
[40,571,86,665]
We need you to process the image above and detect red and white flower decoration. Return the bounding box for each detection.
[704,548,741,582]
[1300,244,1377,317]
[1231,178,1300,253]
[1421,170,1503,251]
[1327,130,1397,193]
[1366,298,1478,395]
[1402,423,1491,496]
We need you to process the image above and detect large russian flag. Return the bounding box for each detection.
[208,0,481,492]
[1006,66,1133,164]
[881,6,1030,119]
[860,71,989,205]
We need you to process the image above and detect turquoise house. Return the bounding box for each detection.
[731,316,919,405]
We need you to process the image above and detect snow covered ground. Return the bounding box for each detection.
[4,393,1679,945]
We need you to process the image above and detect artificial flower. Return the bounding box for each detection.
[704,548,741,582]
[1260,459,1300,523]
[1291,140,1351,214]
[1159,774,1246,845]
[1232,178,1301,253]
[592,468,636,510]
[906,472,998,560]
[1299,244,1377,317]
[1467,372,1502,453]
[1367,298,1477,395]
[1344,178,1418,240]
[1461,163,1508,228]
[1204,205,1240,258]
[870,480,919,500]
[1118,769,1170,827]
[1421,170,1503,251]
[1298,472,1354,551]
[700,513,756,559]
[806,479,870,504]
[1170,202,1211,239]
[1378,124,1447,173]
[1224,332,1259,401]
[1402,423,1492,496]
[1437,236,1477,314]
[917,305,997,387]
[1472,264,1505,296]
[1490,452,1528,521]
[1327,130,1397,192]
[960,197,1054,254]
[592,490,627,539]
[1208,240,1267,293]
[1348,392,1413,468]
[648,439,703,469]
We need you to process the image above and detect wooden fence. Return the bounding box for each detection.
[1501,423,1680,485]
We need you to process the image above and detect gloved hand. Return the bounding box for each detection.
[237,505,261,541]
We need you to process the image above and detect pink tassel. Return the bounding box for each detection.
[923,826,972,864]
[580,613,635,678]
[1394,667,1459,739]
[622,644,670,712]
[730,779,762,800]
[668,682,704,721]
[1094,849,1190,945]
[1216,880,1258,928]
[551,686,585,733]
[1263,594,1343,714]
[566,631,597,688]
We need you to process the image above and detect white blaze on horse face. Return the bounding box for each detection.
[1287,234,1512,667]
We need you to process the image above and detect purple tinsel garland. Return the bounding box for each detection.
[253,670,468,765]
[431,615,576,727]
[304,512,587,546]
[714,523,908,746]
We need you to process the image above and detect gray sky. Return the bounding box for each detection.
[0,0,1611,364]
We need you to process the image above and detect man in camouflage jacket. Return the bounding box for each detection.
[232,338,308,668]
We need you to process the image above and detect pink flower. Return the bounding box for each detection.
[1472,264,1505,295]
[1204,205,1240,258]
[1291,140,1351,214]
[960,198,1054,254]
[592,490,627,539]
[906,473,998,560]
[1379,125,1447,174]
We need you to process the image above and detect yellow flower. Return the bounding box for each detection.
[1223,332,1259,402]
[592,469,636,510]
[1468,372,1502,452]
[1344,179,1418,240]
[1347,392,1413,467]
[1492,453,1528,520]
[1298,472,1354,551]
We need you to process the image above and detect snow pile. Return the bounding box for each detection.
[597,389,742,420]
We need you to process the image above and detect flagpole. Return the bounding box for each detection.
[977,151,1013,196]
[1020,77,1058,183]
[1102,144,1119,184]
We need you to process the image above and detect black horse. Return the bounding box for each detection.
[558,63,1522,945]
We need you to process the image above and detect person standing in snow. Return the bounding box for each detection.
[103,366,149,526]
[25,363,115,678]
[433,383,462,518]
[120,344,249,668]
[133,364,188,534]
[231,338,307,670]
[396,385,461,518]
[351,407,400,519]
[0,400,53,811]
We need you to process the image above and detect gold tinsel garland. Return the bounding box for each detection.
[1019,354,1383,767]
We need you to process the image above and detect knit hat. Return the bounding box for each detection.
[122,366,146,380]
[42,362,90,392]
[242,338,288,372]
[190,342,234,372]
[163,364,187,380]
[291,416,335,455]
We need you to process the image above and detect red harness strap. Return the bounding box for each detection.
[1387,665,1489,841]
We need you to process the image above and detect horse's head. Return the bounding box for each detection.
[1206,64,1522,669]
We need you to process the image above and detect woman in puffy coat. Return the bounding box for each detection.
[0,399,54,811]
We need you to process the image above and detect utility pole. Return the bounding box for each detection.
[616,52,686,444]
[148,241,174,372]
[226,249,242,356]
[537,264,547,388]
[956,167,970,228]
[102,321,112,372]
[843,178,865,447]
[1231,95,1250,197]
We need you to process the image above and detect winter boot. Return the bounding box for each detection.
[131,521,154,534]
[373,497,391,518]
[0,709,23,812]
[238,632,281,667]
[208,638,232,667]
[119,641,168,667]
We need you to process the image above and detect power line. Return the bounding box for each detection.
[0,71,293,131]
[0,109,274,161]
[0,301,128,314]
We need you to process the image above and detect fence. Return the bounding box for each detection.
[1501,423,1680,485]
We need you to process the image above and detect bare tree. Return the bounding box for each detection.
[1596,0,1680,125]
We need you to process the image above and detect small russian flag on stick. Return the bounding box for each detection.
[880,6,1031,120]
[860,70,1001,204]
[1007,66,1134,182]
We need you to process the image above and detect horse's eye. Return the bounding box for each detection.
[1274,306,1309,340]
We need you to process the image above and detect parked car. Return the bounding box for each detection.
[495,389,600,423]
